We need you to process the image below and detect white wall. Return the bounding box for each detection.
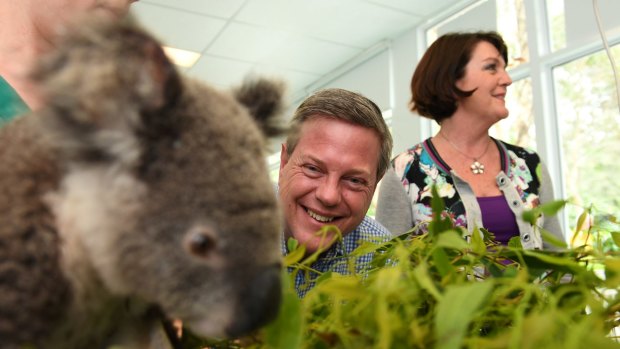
[565,0,620,47]
[299,26,426,157]
[322,49,392,112]
[388,28,424,155]
[435,0,497,35]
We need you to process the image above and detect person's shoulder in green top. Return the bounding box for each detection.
[0,76,29,125]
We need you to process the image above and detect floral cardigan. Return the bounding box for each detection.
[376,138,564,250]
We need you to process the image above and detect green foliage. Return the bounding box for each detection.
[183,196,619,349]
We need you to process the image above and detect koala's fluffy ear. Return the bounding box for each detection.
[33,16,182,166]
[233,79,287,138]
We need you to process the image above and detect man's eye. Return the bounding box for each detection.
[347,177,365,186]
[302,165,322,176]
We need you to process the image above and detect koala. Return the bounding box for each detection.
[0,16,285,348]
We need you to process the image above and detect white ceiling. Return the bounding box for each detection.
[130,0,461,104]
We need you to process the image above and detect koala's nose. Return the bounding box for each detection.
[226,264,282,337]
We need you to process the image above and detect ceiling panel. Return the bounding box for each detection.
[189,55,254,88]
[251,66,320,97]
[207,23,291,63]
[236,0,421,48]
[257,36,362,74]
[366,0,463,16]
[209,22,362,74]
[131,2,226,52]
[130,0,462,105]
[140,0,246,18]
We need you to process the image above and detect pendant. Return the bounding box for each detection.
[470,160,484,174]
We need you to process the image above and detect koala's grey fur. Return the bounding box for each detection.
[0,16,285,349]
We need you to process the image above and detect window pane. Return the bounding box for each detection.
[547,0,620,52]
[496,0,528,68]
[546,0,566,51]
[553,45,620,230]
[426,0,528,69]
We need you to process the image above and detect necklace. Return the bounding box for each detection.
[438,131,491,175]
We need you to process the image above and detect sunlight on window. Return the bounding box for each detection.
[496,0,529,68]
[554,45,620,231]
[426,0,528,69]
[546,0,566,51]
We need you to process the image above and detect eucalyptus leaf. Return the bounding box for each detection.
[431,248,453,277]
[522,209,539,225]
[435,230,469,250]
[283,243,306,266]
[540,228,568,248]
[287,237,299,252]
[470,226,487,255]
[537,200,567,216]
[435,282,493,349]
[413,262,443,301]
[572,210,591,246]
[264,270,303,349]
[611,232,620,248]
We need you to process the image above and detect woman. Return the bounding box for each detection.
[376,31,563,250]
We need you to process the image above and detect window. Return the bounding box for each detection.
[546,0,620,52]
[427,0,528,69]
[553,45,620,230]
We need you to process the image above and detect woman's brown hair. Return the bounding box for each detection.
[409,31,508,124]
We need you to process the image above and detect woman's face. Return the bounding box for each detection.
[455,41,513,125]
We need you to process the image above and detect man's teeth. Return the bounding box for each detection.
[307,209,334,222]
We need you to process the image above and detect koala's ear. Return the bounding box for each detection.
[131,31,182,114]
[34,16,182,167]
[233,78,287,138]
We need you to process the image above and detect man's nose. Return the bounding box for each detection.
[315,178,341,207]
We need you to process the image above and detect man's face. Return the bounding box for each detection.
[278,116,381,254]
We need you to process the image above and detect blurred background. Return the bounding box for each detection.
[131,0,620,241]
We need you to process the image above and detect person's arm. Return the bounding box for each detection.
[375,167,413,236]
[538,162,565,249]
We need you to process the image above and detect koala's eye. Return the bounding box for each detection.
[184,228,217,259]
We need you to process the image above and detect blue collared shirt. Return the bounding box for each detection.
[282,216,392,298]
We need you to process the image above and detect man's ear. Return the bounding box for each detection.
[279,143,289,171]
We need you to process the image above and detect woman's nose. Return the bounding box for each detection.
[500,70,512,86]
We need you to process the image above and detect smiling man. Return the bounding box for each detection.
[278,88,393,297]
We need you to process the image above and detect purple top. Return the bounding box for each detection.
[477,195,519,245]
